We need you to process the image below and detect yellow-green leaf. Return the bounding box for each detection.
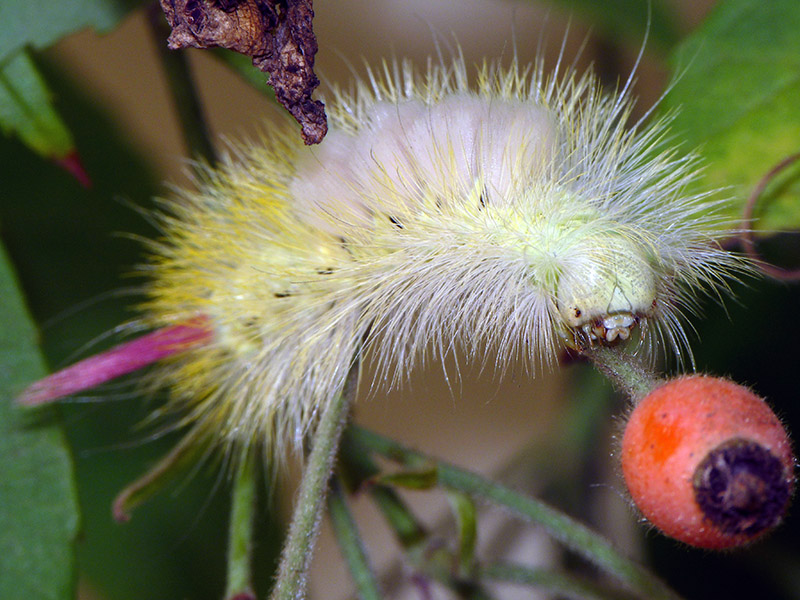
[0,49,74,159]
[665,0,800,233]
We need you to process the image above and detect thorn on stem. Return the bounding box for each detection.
[53,149,93,188]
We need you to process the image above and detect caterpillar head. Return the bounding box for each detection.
[556,234,656,345]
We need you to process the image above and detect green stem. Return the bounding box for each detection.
[147,4,218,164]
[348,426,683,600]
[327,476,382,600]
[341,430,493,599]
[581,345,660,402]
[481,562,638,600]
[339,425,427,550]
[225,455,257,600]
[269,361,360,600]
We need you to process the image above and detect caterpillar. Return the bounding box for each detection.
[20,52,742,462]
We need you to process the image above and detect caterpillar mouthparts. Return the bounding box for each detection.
[19,52,745,460]
[581,313,639,344]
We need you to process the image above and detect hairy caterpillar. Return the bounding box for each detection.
[21,52,741,462]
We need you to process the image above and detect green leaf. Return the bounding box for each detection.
[0,49,74,158]
[0,0,141,162]
[0,242,80,600]
[376,467,438,490]
[446,491,477,576]
[665,0,800,232]
[0,0,140,63]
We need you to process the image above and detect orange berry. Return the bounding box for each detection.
[620,375,795,549]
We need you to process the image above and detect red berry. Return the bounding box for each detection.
[620,375,795,549]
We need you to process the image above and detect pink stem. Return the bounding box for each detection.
[18,317,213,406]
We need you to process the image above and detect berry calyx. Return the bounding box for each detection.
[620,375,794,549]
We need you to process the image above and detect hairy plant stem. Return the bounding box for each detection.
[269,360,360,600]
[480,562,638,600]
[225,455,257,600]
[348,425,683,600]
[342,430,641,600]
[341,431,494,598]
[581,345,661,402]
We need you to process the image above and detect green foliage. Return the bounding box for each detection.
[0,0,140,160]
[0,245,79,600]
[0,56,264,600]
[665,0,800,232]
[0,49,74,158]
[0,0,139,60]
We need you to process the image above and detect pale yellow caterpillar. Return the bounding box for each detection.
[20,52,741,462]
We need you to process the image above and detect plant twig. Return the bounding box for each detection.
[581,345,660,402]
[269,360,360,600]
[348,426,683,600]
[147,3,218,164]
[225,455,257,600]
[740,152,800,280]
[481,562,638,600]
[327,475,382,600]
